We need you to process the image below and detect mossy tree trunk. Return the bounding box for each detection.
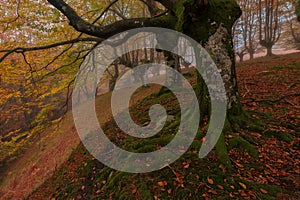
[48,0,245,167]
[170,0,244,167]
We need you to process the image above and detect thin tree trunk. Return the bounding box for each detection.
[266,46,273,56]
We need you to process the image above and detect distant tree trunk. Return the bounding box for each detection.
[249,53,254,60]
[266,46,273,56]
[236,52,245,62]
[233,0,259,61]
[108,63,119,91]
[296,0,300,21]
[258,0,281,57]
[162,51,181,87]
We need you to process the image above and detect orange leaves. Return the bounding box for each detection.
[260,188,268,194]
[157,181,167,187]
[131,188,137,194]
[157,180,169,191]
[182,161,190,169]
[207,177,214,185]
[238,182,247,189]
[217,184,224,190]
[209,189,218,195]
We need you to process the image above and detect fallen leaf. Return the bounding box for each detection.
[208,189,218,195]
[157,181,164,187]
[260,188,268,194]
[236,162,244,168]
[183,163,190,169]
[132,188,137,194]
[239,182,247,189]
[239,190,248,197]
[217,184,224,190]
[207,177,214,184]
[95,190,101,194]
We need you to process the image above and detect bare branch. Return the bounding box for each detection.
[109,8,127,20]
[0,37,101,62]
[92,0,120,24]
[47,0,175,38]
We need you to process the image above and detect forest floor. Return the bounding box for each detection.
[1,52,299,199]
[0,84,163,199]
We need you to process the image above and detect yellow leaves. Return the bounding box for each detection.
[238,182,247,189]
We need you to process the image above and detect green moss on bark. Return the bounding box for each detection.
[228,136,259,159]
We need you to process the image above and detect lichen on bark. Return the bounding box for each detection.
[204,24,238,110]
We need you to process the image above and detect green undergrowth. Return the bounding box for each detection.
[38,87,288,200]
[271,62,300,70]
[228,136,259,159]
[246,110,297,143]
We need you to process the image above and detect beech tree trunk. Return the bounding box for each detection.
[266,46,273,57]
[47,0,243,167]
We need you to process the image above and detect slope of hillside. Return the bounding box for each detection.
[27,53,300,199]
[1,53,299,199]
[0,84,163,199]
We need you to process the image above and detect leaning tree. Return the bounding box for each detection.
[1,0,251,166]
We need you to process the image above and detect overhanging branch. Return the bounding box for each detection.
[47,0,176,38]
[0,37,101,62]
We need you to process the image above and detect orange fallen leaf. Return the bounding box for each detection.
[132,188,137,194]
[217,184,224,190]
[236,162,244,168]
[239,190,248,197]
[95,190,101,194]
[208,189,218,195]
[260,188,268,194]
[239,182,247,189]
[207,177,214,184]
[183,163,190,169]
[157,181,164,187]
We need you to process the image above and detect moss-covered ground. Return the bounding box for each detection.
[27,53,300,199]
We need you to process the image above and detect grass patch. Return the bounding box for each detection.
[263,130,293,143]
[228,136,259,159]
[271,62,300,70]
